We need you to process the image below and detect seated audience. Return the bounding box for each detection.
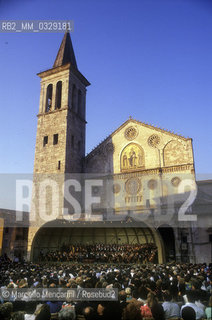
[0,253,211,320]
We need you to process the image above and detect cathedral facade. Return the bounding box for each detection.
[8,31,209,264]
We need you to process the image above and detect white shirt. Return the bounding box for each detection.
[162,301,180,319]
[24,315,35,320]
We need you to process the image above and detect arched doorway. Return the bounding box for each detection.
[158,225,175,262]
[30,220,165,263]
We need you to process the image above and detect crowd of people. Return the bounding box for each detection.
[0,253,211,320]
[39,243,158,264]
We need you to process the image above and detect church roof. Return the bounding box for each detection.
[86,117,191,159]
[53,31,78,69]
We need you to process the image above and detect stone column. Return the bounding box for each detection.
[27,226,39,261]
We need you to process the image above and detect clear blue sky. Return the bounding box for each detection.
[0,0,212,179]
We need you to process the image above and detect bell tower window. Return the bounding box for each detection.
[72,84,77,112]
[55,81,62,109]
[53,133,58,145]
[43,136,48,147]
[45,84,53,112]
[71,135,74,148]
[78,90,82,116]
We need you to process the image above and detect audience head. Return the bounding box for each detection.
[58,307,76,320]
[34,304,51,320]
[119,290,127,302]
[11,311,25,320]
[0,302,13,320]
[186,290,197,303]
[182,306,196,320]
[122,301,143,320]
[82,306,95,320]
[147,292,157,308]
[162,290,172,302]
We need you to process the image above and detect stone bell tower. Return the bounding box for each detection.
[27,32,90,260]
[34,31,90,174]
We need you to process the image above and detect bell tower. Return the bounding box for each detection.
[27,32,90,260]
[34,31,90,174]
